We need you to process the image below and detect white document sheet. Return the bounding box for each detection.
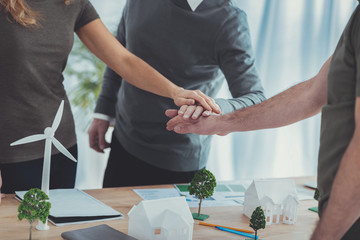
[16,189,123,226]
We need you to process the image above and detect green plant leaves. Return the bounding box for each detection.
[18,188,51,224]
[249,206,266,232]
[189,169,217,200]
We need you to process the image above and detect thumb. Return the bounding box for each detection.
[174,125,190,134]
[165,109,179,118]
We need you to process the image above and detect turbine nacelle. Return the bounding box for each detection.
[44,127,54,138]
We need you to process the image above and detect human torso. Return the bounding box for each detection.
[0,0,98,163]
[115,0,237,171]
[318,4,360,213]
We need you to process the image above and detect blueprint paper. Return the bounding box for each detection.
[133,188,181,201]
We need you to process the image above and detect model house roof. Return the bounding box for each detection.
[128,197,193,226]
[247,179,299,204]
[128,197,194,240]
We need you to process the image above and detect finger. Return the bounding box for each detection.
[174,124,191,134]
[183,105,196,119]
[98,130,107,151]
[165,109,179,118]
[93,138,104,153]
[190,92,212,111]
[178,105,188,116]
[89,132,103,153]
[202,110,212,116]
[176,98,195,107]
[195,91,221,114]
[166,116,186,131]
[88,130,97,149]
[191,106,204,119]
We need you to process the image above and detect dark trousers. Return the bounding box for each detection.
[0,145,77,193]
[103,134,198,188]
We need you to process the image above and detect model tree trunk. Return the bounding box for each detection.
[189,169,216,219]
[255,230,257,240]
[29,220,33,240]
[198,197,203,216]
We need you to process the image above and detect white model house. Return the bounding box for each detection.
[128,197,194,240]
[243,179,299,225]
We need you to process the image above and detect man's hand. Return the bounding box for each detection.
[88,119,111,153]
[165,109,228,135]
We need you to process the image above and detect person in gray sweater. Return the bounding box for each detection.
[88,0,266,187]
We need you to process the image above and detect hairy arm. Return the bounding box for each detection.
[76,19,220,112]
[311,97,360,240]
[167,56,331,135]
[224,56,330,131]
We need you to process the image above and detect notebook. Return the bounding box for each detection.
[61,224,137,240]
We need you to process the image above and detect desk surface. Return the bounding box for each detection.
[0,176,318,240]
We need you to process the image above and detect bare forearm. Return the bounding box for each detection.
[311,134,360,239]
[167,57,331,136]
[222,79,321,131]
[117,53,180,99]
[77,19,180,99]
[312,98,360,239]
[221,57,331,133]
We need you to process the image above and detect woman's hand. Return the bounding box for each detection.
[172,88,221,114]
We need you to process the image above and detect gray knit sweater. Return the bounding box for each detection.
[95,0,265,171]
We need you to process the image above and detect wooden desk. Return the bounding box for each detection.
[0,177,318,240]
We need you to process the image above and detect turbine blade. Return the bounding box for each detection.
[10,134,46,146]
[51,100,64,131]
[52,138,77,162]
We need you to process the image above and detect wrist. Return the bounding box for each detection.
[170,86,184,100]
[217,114,232,135]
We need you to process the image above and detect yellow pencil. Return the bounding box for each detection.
[199,221,254,234]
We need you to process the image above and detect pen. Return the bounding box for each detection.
[215,226,258,239]
[199,221,253,234]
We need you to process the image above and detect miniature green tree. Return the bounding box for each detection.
[188,169,216,220]
[18,188,51,240]
[314,187,320,201]
[308,187,320,213]
[249,206,266,239]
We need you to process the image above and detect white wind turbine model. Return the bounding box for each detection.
[10,100,77,230]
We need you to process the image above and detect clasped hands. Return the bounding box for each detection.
[165,102,226,136]
[88,89,226,153]
[166,89,232,135]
